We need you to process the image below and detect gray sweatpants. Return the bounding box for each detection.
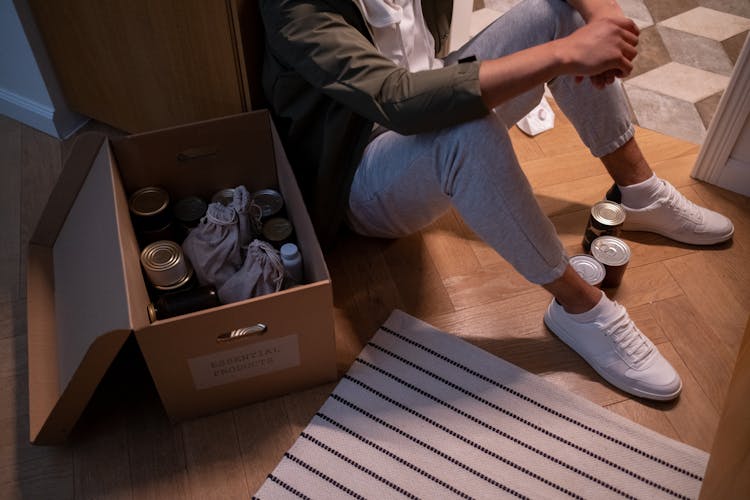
[346,0,634,285]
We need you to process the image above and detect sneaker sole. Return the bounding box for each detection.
[621,224,734,246]
[543,314,682,402]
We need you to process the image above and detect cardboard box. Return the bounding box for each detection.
[27,111,337,445]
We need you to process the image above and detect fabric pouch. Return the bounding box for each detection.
[231,185,263,248]
[218,239,285,304]
[182,202,242,288]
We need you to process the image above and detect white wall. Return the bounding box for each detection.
[0,0,87,138]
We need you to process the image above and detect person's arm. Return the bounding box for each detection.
[260,0,488,135]
[478,0,638,108]
[565,0,638,87]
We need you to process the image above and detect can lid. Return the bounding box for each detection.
[262,217,293,242]
[591,236,631,266]
[147,302,158,322]
[569,254,605,286]
[129,186,169,216]
[591,200,626,227]
[211,188,235,206]
[173,196,208,224]
[140,240,193,288]
[140,240,182,271]
[252,189,284,218]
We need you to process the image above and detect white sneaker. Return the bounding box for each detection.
[606,181,734,245]
[544,295,682,401]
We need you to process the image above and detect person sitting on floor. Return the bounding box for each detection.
[257,0,734,401]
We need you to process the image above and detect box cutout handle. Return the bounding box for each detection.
[177,147,219,162]
[217,323,268,343]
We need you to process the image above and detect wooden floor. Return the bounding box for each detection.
[2,104,748,499]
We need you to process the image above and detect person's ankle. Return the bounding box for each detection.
[557,289,603,315]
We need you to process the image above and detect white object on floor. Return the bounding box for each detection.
[516,97,556,136]
[255,309,708,499]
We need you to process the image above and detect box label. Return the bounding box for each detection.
[188,334,300,390]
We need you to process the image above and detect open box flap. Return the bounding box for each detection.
[27,133,149,444]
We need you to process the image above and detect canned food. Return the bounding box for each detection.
[148,285,219,322]
[582,200,626,251]
[173,196,208,229]
[262,217,294,247]
[211,188,235,206]
[251,189,284,219]
[140,240,194,291]
[569,254,606,288]
[129,186,177,245]
[590,236,631,288]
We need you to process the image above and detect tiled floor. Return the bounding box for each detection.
[479,0,750,145]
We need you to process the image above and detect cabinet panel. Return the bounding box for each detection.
[29,0,250,133]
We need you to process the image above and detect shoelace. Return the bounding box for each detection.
[661,181,702,223]
[605,306,653,365]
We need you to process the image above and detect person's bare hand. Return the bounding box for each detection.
[561,16,639,89]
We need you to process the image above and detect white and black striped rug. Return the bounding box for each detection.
[255,310,708,500]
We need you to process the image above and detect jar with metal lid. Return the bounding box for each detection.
[569,254,605,288]
[582,200,626,252]
[148,285,219,322]
[140,240,195,293]
[590,236,631,288]
[251,189,285,220]
[261,217,294,248]
[173,195,208,240]
[211,188,235,206]
[129,186,177,245]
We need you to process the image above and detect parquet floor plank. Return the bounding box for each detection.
[1,101,746,497]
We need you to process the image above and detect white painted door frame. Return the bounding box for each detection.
[691,36,750,195]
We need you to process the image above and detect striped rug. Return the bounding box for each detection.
[255,310,708,499]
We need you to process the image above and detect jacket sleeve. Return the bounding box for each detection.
[259,0,489,135]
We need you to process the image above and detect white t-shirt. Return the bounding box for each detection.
[356,0,444,71]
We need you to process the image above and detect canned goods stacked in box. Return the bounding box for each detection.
[129,185,305,321]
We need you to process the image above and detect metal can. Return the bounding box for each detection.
[129,186,176,244]
[262,217,294,248]
[251,189,284,219]
[148,285,219,322]
[590,236,631,288]
[173,196,208,230]
[582,200,626,252]
[211,188,235,206]
[569,254,606,288]
[140,240,194,291]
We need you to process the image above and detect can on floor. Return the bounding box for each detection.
[582,200,626,252]
[590,236,631,288]
[569,254,606,288]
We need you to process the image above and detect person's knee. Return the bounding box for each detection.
[522,0,584,37]
[433,115,515,196]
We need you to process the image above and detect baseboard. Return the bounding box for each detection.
[715,158,750,197]
[0,87,88,139]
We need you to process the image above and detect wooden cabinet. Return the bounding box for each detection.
[28,0,264,133]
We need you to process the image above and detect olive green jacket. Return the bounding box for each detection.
[259,0,489,247]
